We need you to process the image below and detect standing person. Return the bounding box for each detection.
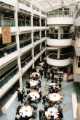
[17,89,21,102]
[17,89,23,103]
[39,68,43,79]
[20,91,24,103]
[47,68,50,80]
[43,61,48,78]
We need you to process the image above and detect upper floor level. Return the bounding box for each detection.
[0,0,47,18]
[47,7,73,25]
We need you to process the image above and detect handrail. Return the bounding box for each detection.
[0,39,31,52]
[48,33,72,39]
[0,39,31,58]
[48,52,73,59]
[0,65,18,87]
[47,9,73,17]
[21,56,32,67]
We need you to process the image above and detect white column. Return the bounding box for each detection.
[40,10,42,61]
[58,27,61,39]
[31,5,34,68]
[25,15,26,26]
[57,48,60,59]
[15,0,23,90]
[45,19,47,57]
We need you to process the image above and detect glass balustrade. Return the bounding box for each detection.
[0,64,18,88]
[0,17,31,26]
[34,46,40,56]
[0,18,15,26]
[41,19,45,26]
[34,36,40,42]
[0,38,32,58]
[48,8,73,17]
[33,17,40,26]
[21,55,32,67]
[20,39,31,48]
[0,42,17,58]
[18,18,31,26]
[48,33,72,39]
[48,52,73,60]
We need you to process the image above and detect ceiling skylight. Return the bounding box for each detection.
[28,0,80,12]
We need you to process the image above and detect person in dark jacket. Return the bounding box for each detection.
[17,89,23,103]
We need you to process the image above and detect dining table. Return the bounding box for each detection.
[28,90,40,101]
[19,105,33,118]
[48,93,63,102]
[45,106,59,119]
[30,72,40,78]
[30,79,39,87]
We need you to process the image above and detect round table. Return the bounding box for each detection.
[48,93,62,102]
[19,105,33,118]
[49,83,57,87]
[28,90,40,101]
[45,106,58,119]
[31,72,40,78]
[39,62,44,66]
[49,83,59,89]
[30,80,39,87]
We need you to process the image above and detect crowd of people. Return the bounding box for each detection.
[15,60,64,120]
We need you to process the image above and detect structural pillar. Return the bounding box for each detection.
[40,10,42,61]
[15,0,23,90]
[31,4,35,68]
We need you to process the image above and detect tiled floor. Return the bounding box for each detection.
[62,81,74,120]
[0,75,75,120]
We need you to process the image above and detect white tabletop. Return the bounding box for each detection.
[19,105,33,118]
[31,72,40,77]
[48,93,62,102]
[39,62,44,66]
[29,90,40,101]
[49,83,59,89]
[49,83,57,86]
[45,106,58,119]
[30,80,39,87]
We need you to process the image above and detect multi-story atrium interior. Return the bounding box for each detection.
[0,0,80,120]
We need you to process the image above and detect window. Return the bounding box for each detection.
[78,57,80,67]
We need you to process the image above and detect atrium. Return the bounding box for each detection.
[0,0,80,120]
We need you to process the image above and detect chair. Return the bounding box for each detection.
[32,112,36,119]
[39,110,44,120]
[26,82,30,88]
[31,104,37,110]
[16,105,21,114]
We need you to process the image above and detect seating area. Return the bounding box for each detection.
[15,61,64,120]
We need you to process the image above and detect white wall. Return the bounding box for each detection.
[47,57,71,67]
[47,38,72,47]
[47,17,73,25]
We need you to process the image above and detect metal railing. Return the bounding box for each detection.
[48,33,72,39]
[20,39,31,48]
[48,52,73,60]
[21,56,32,67]
[0,18,15,26]
[34,36,40,42]
[48,10,73,17]
[18,18,31,26]
[34,49,40,56]
[0,39,31,58]
[0,17,31,26]
[0,65,18,88]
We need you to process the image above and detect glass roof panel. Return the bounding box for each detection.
[26,0,80,12]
